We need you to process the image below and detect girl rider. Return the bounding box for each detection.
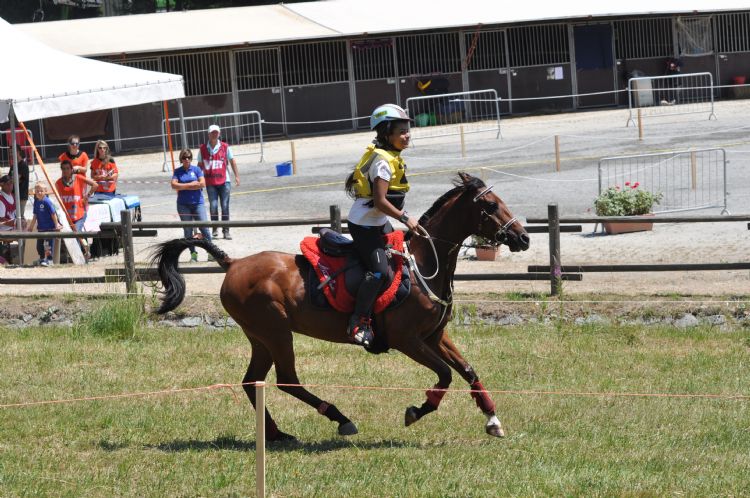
[344,104,421,348]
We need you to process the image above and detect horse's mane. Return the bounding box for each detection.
[418,173,486,226]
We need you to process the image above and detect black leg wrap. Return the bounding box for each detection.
[322,403,350,425]
[418,401,438,418]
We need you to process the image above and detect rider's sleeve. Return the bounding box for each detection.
[369,157,392,183]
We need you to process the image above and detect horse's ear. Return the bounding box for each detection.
[457,171,472,184]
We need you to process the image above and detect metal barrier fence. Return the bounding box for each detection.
[405,89,501,141]
[161,110,264,170]
[627,72,716,126]
[598,148,728,214]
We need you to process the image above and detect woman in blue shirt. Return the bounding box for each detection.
[171,149,211,263]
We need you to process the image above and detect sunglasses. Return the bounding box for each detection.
[180,156,192,160]
[69,142,80,146]
[97,146,107,150]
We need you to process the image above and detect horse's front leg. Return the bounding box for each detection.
[431,331,504,438]
[397,338,453,427]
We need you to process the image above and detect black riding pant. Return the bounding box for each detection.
[347,221,393,317]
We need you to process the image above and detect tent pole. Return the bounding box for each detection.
[177,99,188,149]
[9,106,25,263]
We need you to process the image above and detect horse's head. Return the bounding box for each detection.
[459,172,530,252]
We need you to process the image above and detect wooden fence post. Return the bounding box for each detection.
[548,203,562,296]
[690,151,697,190]
[554,135,561,172]
[120,210,136,295]
[329,205,341,232]
[256,381,266,498]
[291,141,297,175]
[460,125,466,158]
[637,108,644,141]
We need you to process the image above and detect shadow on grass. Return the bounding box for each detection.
[101,435,423,454]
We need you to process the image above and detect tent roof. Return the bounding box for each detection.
[14,0,750,58]
[17,5,337,57]
[0,16,184,123]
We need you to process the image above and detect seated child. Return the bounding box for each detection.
[27,182,62,267]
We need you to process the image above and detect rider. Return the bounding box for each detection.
[344,104,421,348]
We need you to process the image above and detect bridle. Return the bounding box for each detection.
[397,184,518,313]
[473,184,517,246]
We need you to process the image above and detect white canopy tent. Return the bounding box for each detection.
[0,15,184,235]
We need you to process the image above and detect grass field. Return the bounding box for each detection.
[1,300,749,497]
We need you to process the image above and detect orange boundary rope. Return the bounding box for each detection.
[0,381,746,409]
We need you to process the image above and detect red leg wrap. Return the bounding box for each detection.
[317,402,330,415]
[426,385,447,408]
[470,380,496,413]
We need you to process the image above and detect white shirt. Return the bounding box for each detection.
[347,157,392,226]
[0,191,15,231]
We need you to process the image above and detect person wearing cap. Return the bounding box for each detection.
[196,124,240,240]
[343,104,421,348]
[0,174,21,231]
[58,135,89,175]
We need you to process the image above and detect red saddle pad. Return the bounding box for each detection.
[300,231,405,313]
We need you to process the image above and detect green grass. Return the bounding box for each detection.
[0,319,749,497]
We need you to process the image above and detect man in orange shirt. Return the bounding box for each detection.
[55,159,97,233]
[58,135,89,175]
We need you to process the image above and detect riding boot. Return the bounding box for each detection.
[347,272,383,347]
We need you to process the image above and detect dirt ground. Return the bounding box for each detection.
[2,101,748,304]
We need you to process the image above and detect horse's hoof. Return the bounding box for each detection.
[404,406,419,427]
[486,423,505,438]
[338,421,358,436]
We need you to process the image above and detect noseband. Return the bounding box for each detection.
[473,185,517,245]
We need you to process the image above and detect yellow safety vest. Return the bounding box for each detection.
[351,144,410,198]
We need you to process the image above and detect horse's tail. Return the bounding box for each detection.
[150,238,234,314]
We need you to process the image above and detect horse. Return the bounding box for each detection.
[151,172,530,441]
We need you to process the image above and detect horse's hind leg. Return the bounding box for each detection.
[431,331,504,438]
[242,337,295,442]
[268,331,358,437]
[397,339,453,427]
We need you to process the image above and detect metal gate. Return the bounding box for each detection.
[161,110,263,169]
[598,148,728,214]
[627,73,716,125]
[405,89,501,141]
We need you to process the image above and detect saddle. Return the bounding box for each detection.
[300,228,411,313]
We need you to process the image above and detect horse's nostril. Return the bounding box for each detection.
[520,233,530,248]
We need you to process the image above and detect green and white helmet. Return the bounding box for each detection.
[370,104,413,130]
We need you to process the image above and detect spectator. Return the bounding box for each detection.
[55,159,97,233]
[171,148,212,263]
[0,174,22,231]
[196,124,240,240]
[27,182,62,267]
[90,140,118,196]
[8,145,29,220]
[58,135,89,175]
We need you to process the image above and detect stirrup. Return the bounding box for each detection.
[348,316,374,348]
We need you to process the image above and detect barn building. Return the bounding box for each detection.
[11,0,750,155]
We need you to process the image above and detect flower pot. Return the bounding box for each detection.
[602,214,654,235]
[475,246,499,261]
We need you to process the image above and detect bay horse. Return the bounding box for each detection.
[151,172,530,441]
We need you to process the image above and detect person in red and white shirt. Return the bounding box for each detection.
[0,175,20,231]
[196,124,240,240]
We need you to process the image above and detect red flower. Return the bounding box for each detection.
[625,181,631,186]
